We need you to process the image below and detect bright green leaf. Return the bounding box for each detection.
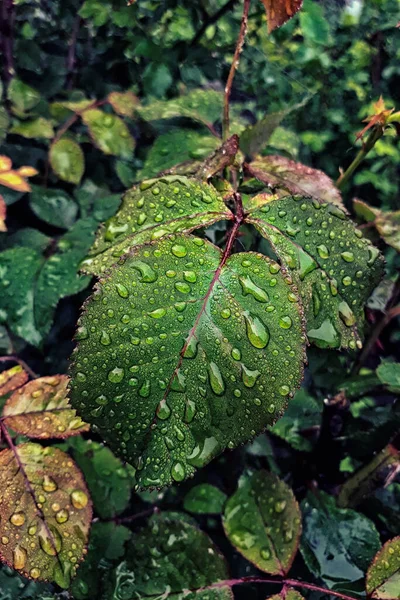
[7,79,41,114]
[81,109,135,159]
[10,118,54,140]
[223,470,302,575]
[139,129,220,180]
[49,139,85,185]
[184,484,227,514]
[70,233,305,488]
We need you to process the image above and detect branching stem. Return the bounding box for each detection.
[223,0,251,141]
[336,127,383,189]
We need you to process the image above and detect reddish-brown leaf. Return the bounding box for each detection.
[356,96,394,142]
[0,365,29,396]
[0,442,91,587]
[260,0,303,33]
[245,155,345,208]
[2,375,89,438]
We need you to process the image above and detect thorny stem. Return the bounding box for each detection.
[0,355,37,379]
[199,576,359,600]
[223,0,251,141]
[336,127,383,189]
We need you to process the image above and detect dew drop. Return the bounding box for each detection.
[239,275,269,303]
[171,461,186,482]
[183,336,198,359]
[260,547,271,560]
[71,490,88,509]
[317,244,329,259]
[100,331,111,345]
[116,283,129,298]
[149,307,166,319]
[131,261,157,283]
[13,546,27,570]
[10,511,25,527]
[279,316,292,329]
[108,367,124,383]
[208,362,225,395]
[55,509,69,524]
[241,365,261,388]
[244,313,270,349]
[156,399,171,420]
[42,475,58,493]
[139,379,151,398]
[231,348,241,361]
[171,244,187,258]
[221,308,231,319]
[279,385,290,396]
[274,500,286,513]
[341,251,354,263]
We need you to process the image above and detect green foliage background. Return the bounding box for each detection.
[0,0,399,598]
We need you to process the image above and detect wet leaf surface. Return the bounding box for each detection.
[184,483,227,514]
[0,443,91,588]
[246,194,384,349]
[0,366,29,397]
[3,375,89,438]
[81,109,135,159]
[223,470,302,575]
[366,537,400,599]
[82,176,233,275]
[70,233,305,488]
[103,512,233,599]
[301,490,381,590]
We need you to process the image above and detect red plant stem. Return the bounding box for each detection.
[223,0,251,141]
[205,576,359,600]
[0,355,37,379]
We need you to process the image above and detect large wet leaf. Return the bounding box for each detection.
[139,129,220,180]
[0,443,91,588]
[103,512,233,599]
[366,537,400,599]
[246,155,344,208]
[223,470,302,575]
[300,491,381,590]
[82,176,233,275]
[2,375,88,438]
[136,89,223,129]
[70,233,305,488]
[246,194,384,349]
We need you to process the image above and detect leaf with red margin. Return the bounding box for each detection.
[0,442,92,588]
[223,470,302,575]
[366,537,400,599]
[2,375,89,438]
[245,155,345,209]
[260,0,303,33]
[0,365,28,397]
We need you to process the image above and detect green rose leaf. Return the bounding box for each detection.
[246,194,384,349]
[245,155,344,208]
[139,129,220,180]
[107,91,138,118]
[65,438,135,520]
[81,176,233,275]
[136,89,223,129]
[103,512,233,599]
[70,233,305,488]
[376,361,400,393]
[30,186,78,229]
[223,470,302,575]
[300,491,381,590]
[49,138,85,185]
[366,537,400,599]
[184,484,227,515]
[7,79,41,115]
[81,109,135,159]
[10,118,54,140]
